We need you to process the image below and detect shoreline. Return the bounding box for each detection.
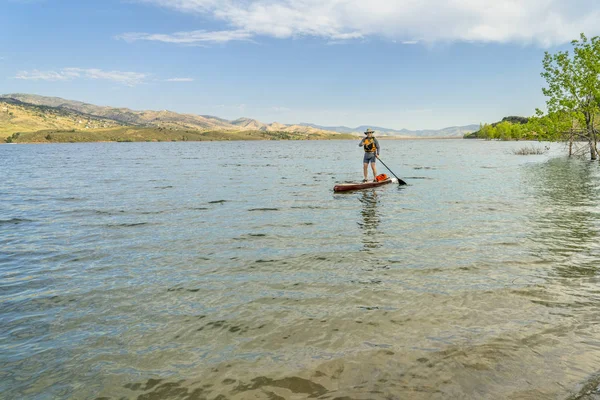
[0,137,472,144]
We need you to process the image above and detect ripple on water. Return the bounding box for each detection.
[3,141,600,399]
[0,218,34,225]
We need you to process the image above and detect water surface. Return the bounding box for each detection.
[2,140,600,399]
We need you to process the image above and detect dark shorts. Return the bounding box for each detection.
[363,152,377,164]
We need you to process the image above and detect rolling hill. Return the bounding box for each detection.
[1,93,478,142]
[1,94,345,138]
[0,97,125,139]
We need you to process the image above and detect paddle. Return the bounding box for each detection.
[377,156,406,185]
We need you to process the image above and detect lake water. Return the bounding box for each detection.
[2,139,600,399]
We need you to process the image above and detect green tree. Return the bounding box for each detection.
[478,123,496,140]
[495,121,512,140]
[540,33,600,160]
[528,111,574,151]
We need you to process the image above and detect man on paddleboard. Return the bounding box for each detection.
[359,128,380,182]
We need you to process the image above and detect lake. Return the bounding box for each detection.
[2,139,600,399]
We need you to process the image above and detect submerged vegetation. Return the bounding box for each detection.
[467,33,600,160]
[511,145,550,155]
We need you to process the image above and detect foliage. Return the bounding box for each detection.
[540,33,600,159]
[501,116,529,124]
[466,119,535,141]
[5,132,21,143]
[466,33,600,160]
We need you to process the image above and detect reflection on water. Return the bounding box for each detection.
[358,190,381,250]
[526,158,600,277]
[522,158,600,399]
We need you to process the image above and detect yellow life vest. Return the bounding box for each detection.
[363,138,376,152]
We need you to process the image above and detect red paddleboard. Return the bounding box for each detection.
[333,178,397,192]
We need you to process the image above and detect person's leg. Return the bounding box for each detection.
[371,161,378,180]
[363,163,369,181]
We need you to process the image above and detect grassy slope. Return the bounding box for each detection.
[1,97,356,143]
[0,99,123,140]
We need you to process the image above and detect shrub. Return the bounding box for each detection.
[6,132,21,143]
[511,145,549,155]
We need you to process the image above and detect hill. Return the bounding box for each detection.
[1,95,358,143]
[1,93,479,143]
[0,98,125,140]
[1,94,357,142]
[2,93,244,131]
[1,94,358,139]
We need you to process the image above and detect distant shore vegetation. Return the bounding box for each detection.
[4,127,355,144]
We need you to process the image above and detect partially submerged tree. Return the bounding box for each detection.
[540,33,600,160]
[529,111,576,153]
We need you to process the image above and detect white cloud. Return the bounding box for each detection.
[130,0,600,46]
[15,68,149,86]
[118,29,253,44]
[165,77,195,82]
[271,106,291,112]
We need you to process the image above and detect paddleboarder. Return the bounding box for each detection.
[359,128,380,182]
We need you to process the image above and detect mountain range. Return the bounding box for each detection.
[0,93,478,140]
[298,123,479,137]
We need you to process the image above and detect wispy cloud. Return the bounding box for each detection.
[15,68,149,86]
[15,70,73,81]
[117,29,253,44]
[130,0,600,47]
[271,106,291,112]
[165,77,194,82]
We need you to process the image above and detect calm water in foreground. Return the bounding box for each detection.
[2,140,600,399]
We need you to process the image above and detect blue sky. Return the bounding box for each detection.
[2,0,599,129]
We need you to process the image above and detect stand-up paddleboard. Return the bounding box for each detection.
[333,178,397,192]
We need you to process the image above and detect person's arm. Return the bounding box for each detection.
[359,137,365,146]
[375,138,380,156]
